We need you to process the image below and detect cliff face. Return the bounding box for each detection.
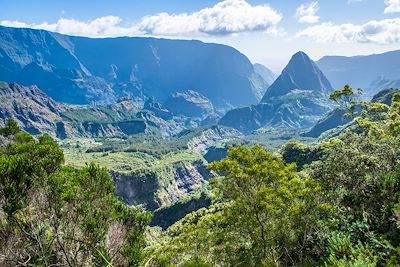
[112,160,213,210]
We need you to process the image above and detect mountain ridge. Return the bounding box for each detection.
[0,25,269,109]
[317,49,400,98]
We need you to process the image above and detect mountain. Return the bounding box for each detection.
[0,81,186,138]
[371,88,400,106]
[317,50,400,98]
[219,52,334,133]
[262,52,333,101]
[0,25,268,109]
[144,97,173,120]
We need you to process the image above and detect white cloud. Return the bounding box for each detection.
[385,0,400,14]
[0,16,140,37]
[137,0,282,36]
[0,0,282,38]
[296,19,400,44]
[295,2,319,24]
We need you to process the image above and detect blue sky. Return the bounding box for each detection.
[1,0,399,72]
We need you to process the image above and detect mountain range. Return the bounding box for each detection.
[1,25,400,138]
[317,50,400,98]
[0,25,271,109]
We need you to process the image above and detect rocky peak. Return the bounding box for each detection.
[262,51,333,102]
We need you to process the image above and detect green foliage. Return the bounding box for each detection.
[146,145,330,266]
[141,88,400,266]
[0,119,20,136]
[280,140,323,170]
[324,231,378,267]
[0,130,150,266]
[329,85,363,117]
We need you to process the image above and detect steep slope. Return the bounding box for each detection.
[0,25,267,109]
[262,52,333,101]
[370,88,400,106]
[317,50,400,97]
[219,52,334,133]
[301,108,350,138]
[0,82,64,135]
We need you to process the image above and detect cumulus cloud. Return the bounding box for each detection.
[296,18,400,44]
[385,0,400,14]
[137,0,282,36]
[0,0,282,37]
[295,2,319,24]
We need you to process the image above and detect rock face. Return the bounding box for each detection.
[219,51,334,133]
[164,90,214,118]
[0,25,267,109]
[317,50,400,98]
[0,82,64,135]
[112,160,213,210]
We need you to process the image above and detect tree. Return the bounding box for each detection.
[147,145,330,266]
[329,85,363,118]
[280,140,323,171]
[0,128,150,266]
[0,119,20,136]
[307,92,400,265]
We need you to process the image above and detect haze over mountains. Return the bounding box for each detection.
[219,52,334,133]
[1,25,400,138]
[0,25,269,109]
[317,50,400,98]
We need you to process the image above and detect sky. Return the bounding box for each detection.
[1,0,399,72]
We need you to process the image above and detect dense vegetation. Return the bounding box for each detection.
[143,87,400,266]
[0,122,150,266]
[2,86,400,266]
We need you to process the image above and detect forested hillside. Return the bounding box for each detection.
[2,86,400,266]
[142,87,400,266]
